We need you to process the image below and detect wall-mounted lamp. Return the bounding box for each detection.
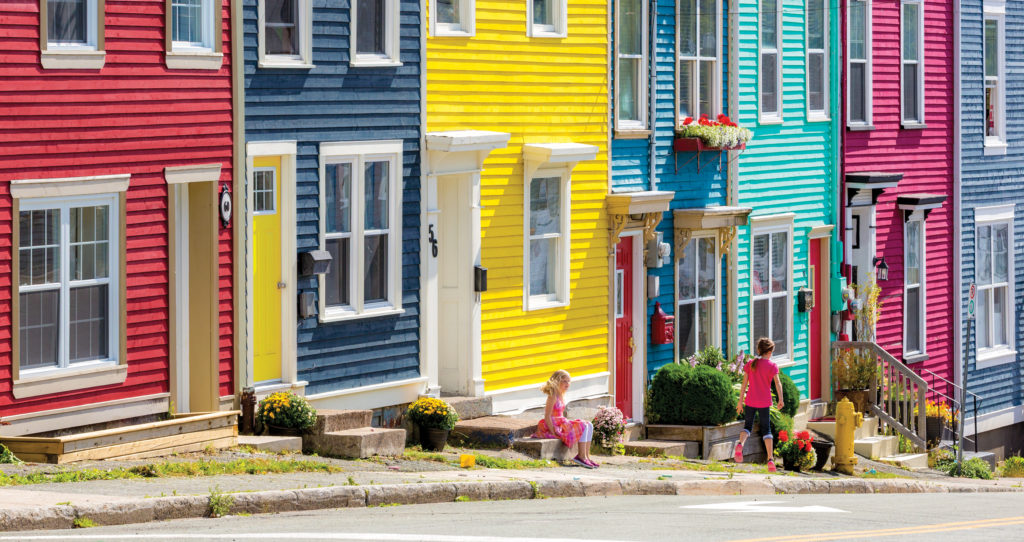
[873,256,889,282]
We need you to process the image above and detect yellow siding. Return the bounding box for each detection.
[426,0,610,392]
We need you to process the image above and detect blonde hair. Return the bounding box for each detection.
[540,370,571,397]
[754,338,775,369]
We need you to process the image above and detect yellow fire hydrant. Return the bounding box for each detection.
[834,398,863,475]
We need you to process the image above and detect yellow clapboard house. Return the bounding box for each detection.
[422,0,610,412]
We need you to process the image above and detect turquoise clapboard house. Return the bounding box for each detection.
[733,0,840,401]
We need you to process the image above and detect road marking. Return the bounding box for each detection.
[729,515,1024,541]
[681,500,847,513]
[0,534,638,542]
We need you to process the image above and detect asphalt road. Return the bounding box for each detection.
[5,492,1024,542]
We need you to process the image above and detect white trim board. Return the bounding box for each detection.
[963,404,1024,437]
[488,372,610,415]
[305,377,427,411]
[0,393,170,437]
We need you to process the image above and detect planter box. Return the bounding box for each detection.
[673,137,746,153]
[0,411,239,464]
[647,421,767,461]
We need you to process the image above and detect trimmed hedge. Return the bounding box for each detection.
[647,364,735,426]
[771,372,801,417]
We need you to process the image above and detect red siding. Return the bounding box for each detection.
[842,0,956,390]
[0,0,234,415]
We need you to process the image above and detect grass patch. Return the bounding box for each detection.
[454,495,471,502]
[999,456,1024,478]
[401,448,553,470]
[859,471,910,479]
[207,487,234,518]
[72,517,97,529]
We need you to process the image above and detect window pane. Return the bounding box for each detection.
[326,163,352,234]
[19,209,60,286]
[48,0,87,44]
[905,221,920,285]
[770,232,787,293]
[850,63,866,122]
[679,0,696,57]
[437,0,459,25]
[761,0,777,48]
[678,242,696,300]
[761,53,777,113]
[699,60,714,116]
[254,170,276,213]
[993,286,1006,346]
[69,284,109,362]
[266,0,298,55]
[172,0,204,45]
[533,0,553,26]
[324,238,350,307]
[993,224,1008,283]
[752,234,768,295]
[771,296,788,355]
[808,52,824,111]
[364,234,388,303]
[357,0,386,54]
[906,286,921,352]
[698,0,716,57]
[71,206,109,281]
[698,299,715,352]
[530,238,557,296]
[530,177,561,236]
[364,160,389,231]
[679,61,694,118]
[977,289,990,349]
[807,0,824,50]
[19,290,59,370]
[697,237,715,298]
[753,298,769,344]
[902,3,919,61]
[902,63,919,121]
[976,225,991,285]
[849,0,866,60]
[678,303,696,357]
[986,86,998,137]
[619,58,638,121]
[985,20,998,78]
[621,0,642,55]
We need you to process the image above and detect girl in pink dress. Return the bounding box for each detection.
[534,370,598,468]
[734,337,785,472]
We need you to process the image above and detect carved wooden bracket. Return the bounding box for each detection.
[609,213,628,252]
[643,212,663,243]
[719,226,738,255]
[675,228,693,260]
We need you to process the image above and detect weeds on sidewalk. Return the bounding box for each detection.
[402,448,553,469]
[72,517,97,528]
[207,486,234,518]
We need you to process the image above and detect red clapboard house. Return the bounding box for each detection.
[0,0,236,435]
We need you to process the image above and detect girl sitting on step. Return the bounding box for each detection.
[533,370,599,469]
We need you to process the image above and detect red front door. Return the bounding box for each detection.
[615,236,634,418]
[809,239,823,400]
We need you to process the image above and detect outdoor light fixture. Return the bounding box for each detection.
[873,256,889,282]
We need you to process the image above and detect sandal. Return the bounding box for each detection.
[734,442,744,463]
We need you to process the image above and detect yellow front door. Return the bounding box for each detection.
[253,157,282,382]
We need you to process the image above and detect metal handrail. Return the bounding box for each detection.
[919,367,980,453]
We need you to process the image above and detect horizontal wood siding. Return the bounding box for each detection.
[0,0,235,413]
[426,0,609,392]
[243,0,421,395]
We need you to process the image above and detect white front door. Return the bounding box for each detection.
[437,173,477,395]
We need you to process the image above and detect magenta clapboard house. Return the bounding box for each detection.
[840,0,956,392]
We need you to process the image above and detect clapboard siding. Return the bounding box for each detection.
[244,0,421,395]
[842,0,956,388]
[958,0,1024,419]
[0,0,235,415]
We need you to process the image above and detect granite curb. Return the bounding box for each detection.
[0,477,1017,532]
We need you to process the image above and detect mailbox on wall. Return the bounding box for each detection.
[651,302,674,345]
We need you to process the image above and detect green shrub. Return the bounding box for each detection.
[946,457,993,479]
[769,408,793,440]
[646,363,688,424]
[929,448,956,470]
[694,346,726,368]
[770,372,801,417]
[999,456,1024,478]
[646,364,734,426]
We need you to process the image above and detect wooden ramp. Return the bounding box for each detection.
[0,411,239,464]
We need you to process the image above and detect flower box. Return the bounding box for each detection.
[673,137,746,153]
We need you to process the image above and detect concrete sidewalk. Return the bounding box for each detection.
[0,449,1019,531]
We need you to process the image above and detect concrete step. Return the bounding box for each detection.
[623,439,698,458]
[806,400,828,420]
[448,416,538,448]
[807,416,878,441]
[441,395,493,421]
[854,435,899,460]
[623,422,644,442]
[512,438,575,461]
[792,411,809,432]
[310,409,372,435]
[880,452,929,470]
[303,427,405,458]
[238,435,302,453]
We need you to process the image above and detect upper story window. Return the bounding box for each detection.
[806,0,828,119]
[433,0,475,36]
[528,0,567,38]
[319,141,404,321]
[752,228,791,361]
[984,13,1006,150]
[526,173,569,309]
[352,0,401,66]
[259,0,312,68]
[678,0,720,122]
[40,0,105,69]
[847,0,872,126]
[759,0,782,121]
[171,0,215,51]
[677,236,718,357]
[900,0,924,126]
[975,205,1015,366]
[616,0,647,130]
[903,218,925,356]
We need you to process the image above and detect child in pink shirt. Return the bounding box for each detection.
[734,337,785,471]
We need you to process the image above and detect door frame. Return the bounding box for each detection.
[611,230,646,421]
[809,226,833,402]
[245,141,298,392]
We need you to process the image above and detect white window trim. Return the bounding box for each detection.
[431,0,475,37]
[676,0,722,125]
[974,204,1016,369]
[758,0,783,123]
[45,0,99,50]
[749,214,795,364]
[350,0,403,67]
[523,168,571,311]
[805,0,829,121]
[40,0,106,69]
[847,0,873,127]
[900,0,925,127]
[615,0,648,131]
[318,140,404,322]
[170,0,216,52]
[674,232,721,358]
[983,10,1006,152]
[903,214,927,358]
[527,0,568,38]
[257,0,313,69]
[252,167,278,216]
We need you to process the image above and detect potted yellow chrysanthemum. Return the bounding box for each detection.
[406,397,459,451]
[256,391,317,436]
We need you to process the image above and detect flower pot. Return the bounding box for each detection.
[673,137,746,153]
[810,440,832,471]
[266,424,303,437]
[781,456,802,472]
[419,426,450,452]
[835,389,871,414]
[926,415,944,443]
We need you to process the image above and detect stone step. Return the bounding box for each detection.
[807,416,878,441]
[303,427,405,458]
[623,439,698,459]
[310,409,373,435]
[879,452,929,470]
[512,438,575,461]
[854,435,899,460]
[792,411,809,432]
[806,400,828,420]
[448,416,538,448]
[623,422,644,442]
[238,435,302,453]
[441,395,493,421]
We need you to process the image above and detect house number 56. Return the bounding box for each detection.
[428,225,438,258]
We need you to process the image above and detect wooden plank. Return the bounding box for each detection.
[60,411,238,452]
[57,425,237,463]
[0,439,62,455]
[9,452,56,463]
[109,436,237,461]
[646,425,704,442]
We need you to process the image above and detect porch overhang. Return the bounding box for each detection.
[426,130,511,176]
[606,190,673,251]
[523,142,599,179]
[673,206,752,256]
[897,193,947,221]
[845,171,903,206]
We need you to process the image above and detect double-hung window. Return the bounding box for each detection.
[900,0,924,126]
[529,0,567,38]
[903,218,926,357]
[319,141,403,320]
[616,0,647,130]
[677,236,718,357]
[806,0,828,118]
[41,0,105,69]
[759,0,783,120]
[847,0,872,126]
[752,229,790,360]
[975,205,1015,366]
[432,0,474,36]
[259,0,311,67]
[352,0,401,65]
[171,0,214,51]
[678,0,720,121]
[525,173,569,309]
[984,11,1005,149]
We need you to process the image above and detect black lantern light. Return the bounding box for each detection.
[873,256,889,282]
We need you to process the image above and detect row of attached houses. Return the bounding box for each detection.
[0,0,1020,457]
